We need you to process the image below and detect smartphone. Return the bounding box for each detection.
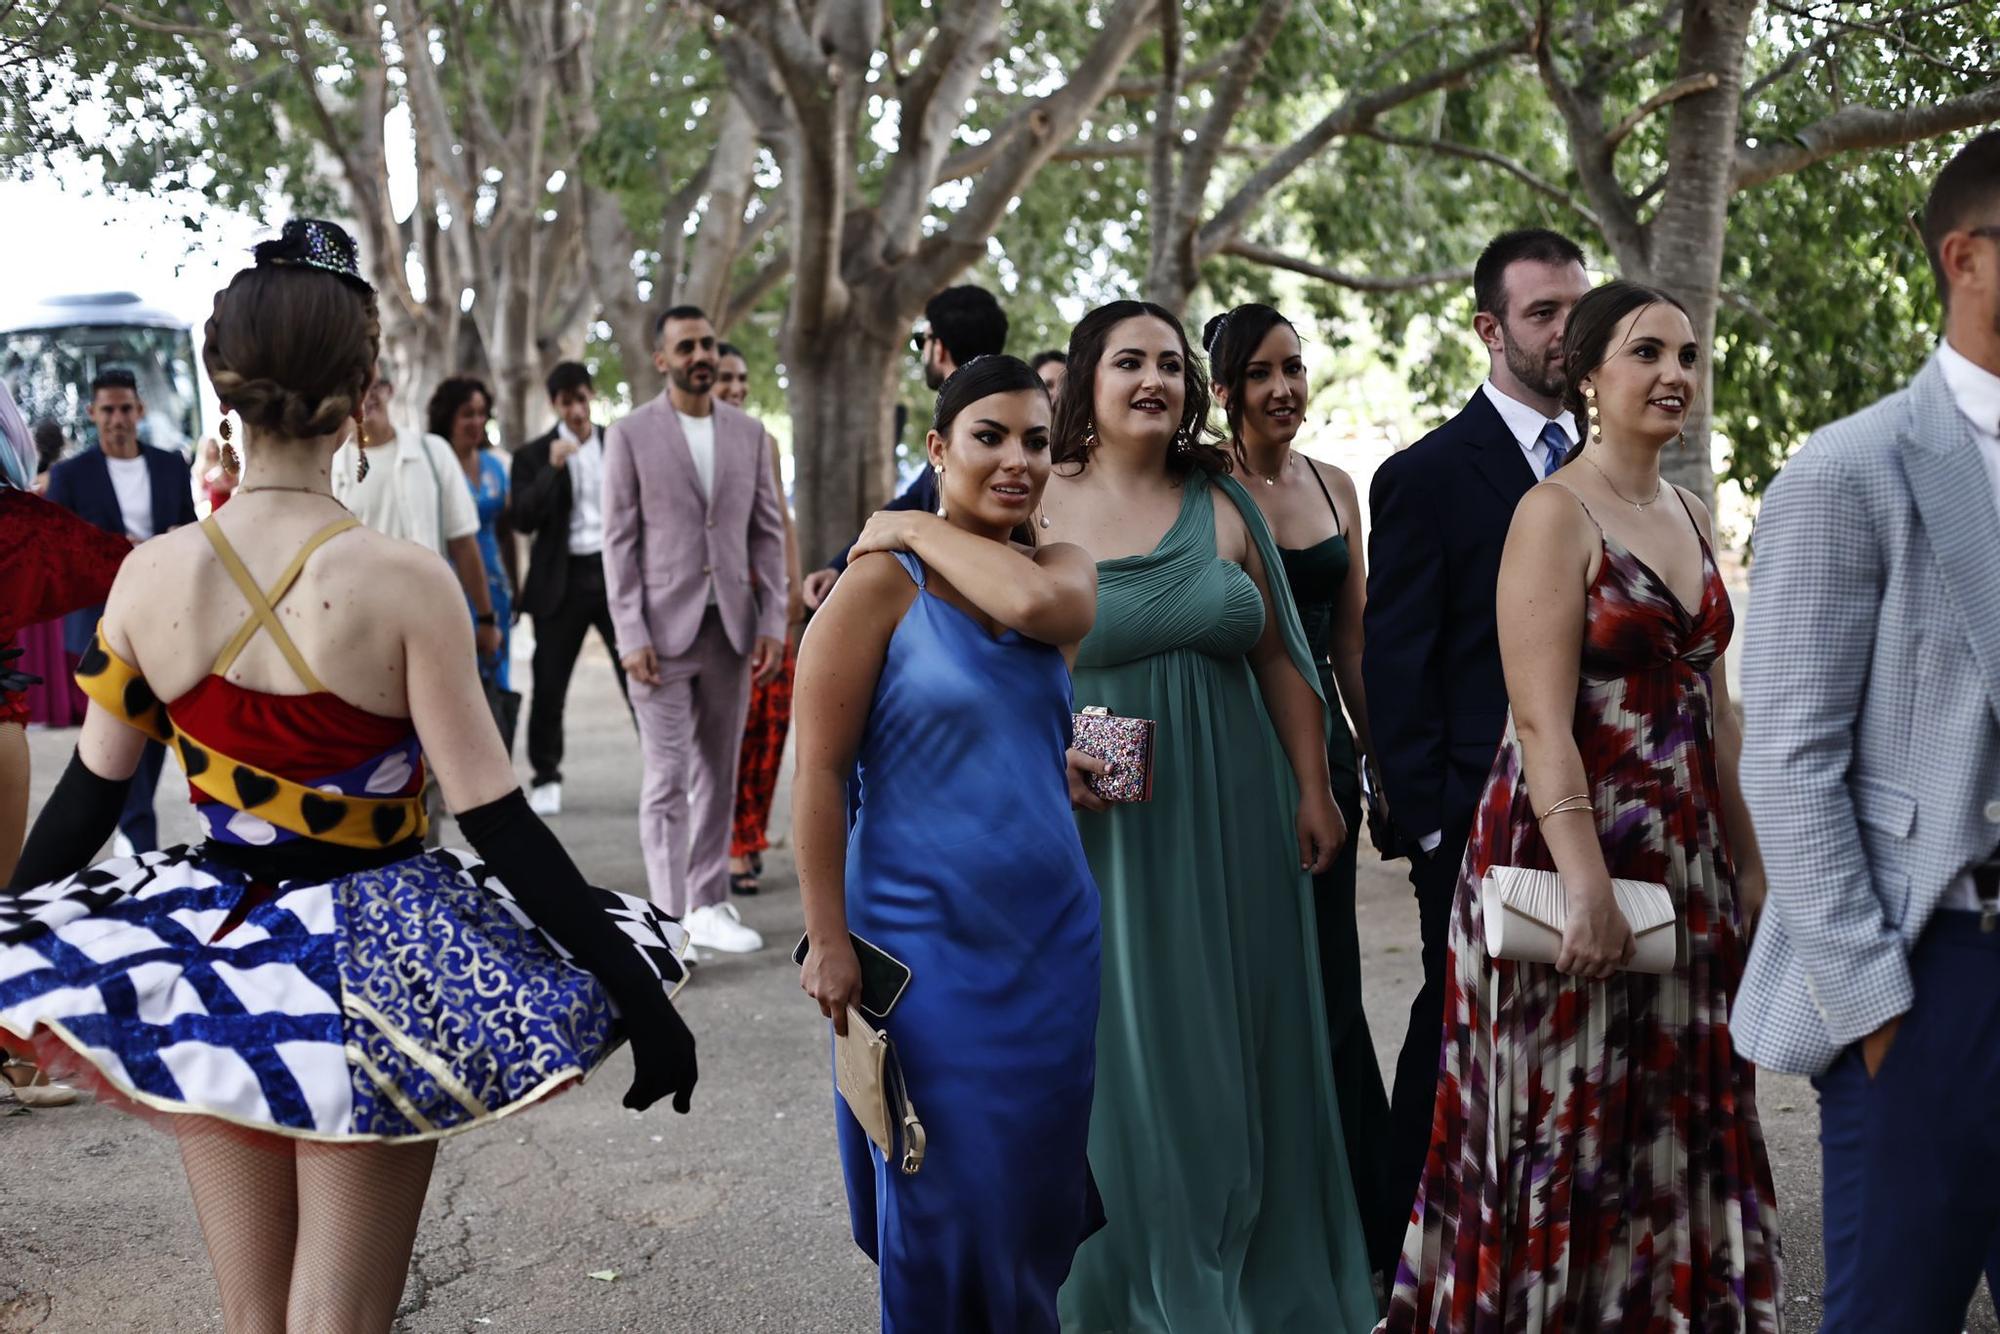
[793,931,913,1020]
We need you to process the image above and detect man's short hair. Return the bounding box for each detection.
[1921,129,2000,308]
[1473,229,1587,318]
[546,361,593,399]
[1029,349,1067,372]
[90,367,139,399]
[925,285,1008,364]
[653,304,710,342]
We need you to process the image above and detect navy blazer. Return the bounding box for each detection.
[822,467,939,574]
[1362,389,1538,847]
[46,445,198,655]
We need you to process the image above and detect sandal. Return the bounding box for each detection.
[730,869,761,897]
[1,1058,79,1108]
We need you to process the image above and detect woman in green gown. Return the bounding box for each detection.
[1039,301,1376,1332]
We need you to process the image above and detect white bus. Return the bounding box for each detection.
[0,291,202,461]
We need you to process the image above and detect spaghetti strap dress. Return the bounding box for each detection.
[837,550,1103,1333]
[1059,472,1376,1333]
[1274,461,1399,1274]
[0,515,687,1142]
[1383,487,1783,1331]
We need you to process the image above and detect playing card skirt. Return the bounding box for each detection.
[0,626,688,1143]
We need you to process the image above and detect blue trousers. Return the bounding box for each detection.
[116,739,164,853]
[1814,911,2000,1332]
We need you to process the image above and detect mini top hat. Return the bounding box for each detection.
[253,219,373,293]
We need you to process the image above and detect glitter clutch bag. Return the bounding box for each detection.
[1070,706,1156,803]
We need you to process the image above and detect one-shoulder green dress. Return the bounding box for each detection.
[1057,472,1375,1333]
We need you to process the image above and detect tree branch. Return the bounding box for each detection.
[1146,0,1183,292]
[1767,0,1987,79]
[1733,81,2000,191]
[1177,0,1291,223]
[1604,71,1720,150]
[721,249,795,330]
[1222,238,1471,292]
[1359,127,1602,231]
[1196,30,1529,260]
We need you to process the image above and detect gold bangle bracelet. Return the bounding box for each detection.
[1536,794,1594,822]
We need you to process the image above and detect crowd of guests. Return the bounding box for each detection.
[0,126,1996,1333]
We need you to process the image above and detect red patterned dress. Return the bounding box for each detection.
[1384,492,1783,1332]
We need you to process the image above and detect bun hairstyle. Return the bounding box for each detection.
[931,354,1046,548]
[1202,303,1295,450]
[1050,299,1227,481]
[1557,280,1693,446]
[931,353,1043,433]
[203,220,380,442]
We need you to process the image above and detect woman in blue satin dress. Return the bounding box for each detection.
[794,355,1104,1333]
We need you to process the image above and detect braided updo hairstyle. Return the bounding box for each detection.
[202,226,381,443]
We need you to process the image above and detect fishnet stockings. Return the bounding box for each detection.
[177,1119,438,1333]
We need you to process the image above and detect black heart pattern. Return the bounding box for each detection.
[121,677,156,719]
[300,792,349,835]
[232,767,280,809]
[179,738,210,776]
[371,804,408,845]
[75,640,111,678]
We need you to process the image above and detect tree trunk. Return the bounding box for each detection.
[1640,0,1758,507]
[783,323,905,567]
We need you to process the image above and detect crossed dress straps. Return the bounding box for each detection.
[201,514,360,694]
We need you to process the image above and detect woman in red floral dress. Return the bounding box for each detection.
[1384,281,1783,1332]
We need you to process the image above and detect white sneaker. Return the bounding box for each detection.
[528,782,562,816]
[683,902,764,954]
[111,832,136,860]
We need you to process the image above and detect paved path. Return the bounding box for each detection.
[3,635,1991,1332]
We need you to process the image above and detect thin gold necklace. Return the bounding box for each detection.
[237,485,342,503]
[1582,453,1662,511]
[1248,448,1294,487]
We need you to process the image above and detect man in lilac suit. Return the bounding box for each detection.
[604,305,787,954]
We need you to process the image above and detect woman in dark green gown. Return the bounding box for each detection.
[1039,301,1375,1332]
[1205,303,1399,1277]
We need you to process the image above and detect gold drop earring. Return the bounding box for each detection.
[1584,384,1602,445]
[355,415,371,483]
[218,409,240,475]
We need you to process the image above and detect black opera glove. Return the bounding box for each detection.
[12,750,131,890]
[0,646,42,696]
[455,789,698,1114]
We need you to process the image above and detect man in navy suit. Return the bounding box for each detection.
[798,284,1007,609]
[45,367,199,853]
[1362,229,1590,1238]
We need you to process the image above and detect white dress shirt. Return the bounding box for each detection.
[1481,380,1580,477]
[1935,339,2000,911]
[561,421,604,556]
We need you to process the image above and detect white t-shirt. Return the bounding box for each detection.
[332,429,479,556]
[678,410,716,502]
[562,422,604,556]
[104,453,154,541]
[1936,339,2000,912]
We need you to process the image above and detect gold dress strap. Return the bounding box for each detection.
[201,516,359,693]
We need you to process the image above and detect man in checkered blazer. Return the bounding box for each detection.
[1734,129,2000,1332]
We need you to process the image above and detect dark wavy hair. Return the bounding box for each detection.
[1558,280,1695,460]
[1050,300,1227,481]
[931,354,1046,547]
[426,375,494,447]
[1202,302,1297,454]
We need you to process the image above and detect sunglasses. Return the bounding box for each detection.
[911,330,933,356]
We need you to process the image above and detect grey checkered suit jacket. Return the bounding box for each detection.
[1733,353,2000,1076]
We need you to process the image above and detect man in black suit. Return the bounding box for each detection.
[798,283,1008,609]
[510,361,629,816]
[1362,229,1590,1233]
[45,367,200,853]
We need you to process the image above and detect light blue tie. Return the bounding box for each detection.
[1537,421,1570,478]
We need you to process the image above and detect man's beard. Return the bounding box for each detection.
[923,361,947,390]
[1502,330,1565,399]
[671,366,713,395]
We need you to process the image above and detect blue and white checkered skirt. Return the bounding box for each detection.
[0,847,688,1142]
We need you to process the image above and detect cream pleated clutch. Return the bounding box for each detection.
[1480,866,1678,974]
